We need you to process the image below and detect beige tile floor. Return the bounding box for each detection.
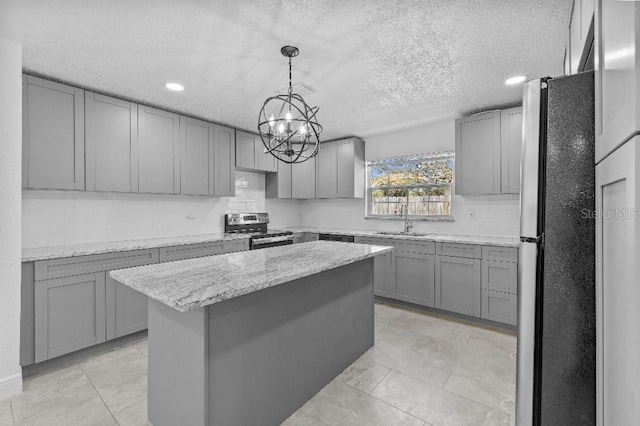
[0,303,516,426]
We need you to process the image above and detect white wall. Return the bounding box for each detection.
[0,38,23,400]
[23,171,301,247]
[299,121,520,237]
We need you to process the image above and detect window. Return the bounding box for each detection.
[367,151,454,220]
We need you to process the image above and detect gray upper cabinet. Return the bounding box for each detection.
[435,256,481,317]
[85,92,138,192]
[180,116,215,196]
[316,142,337,198]
[292,158,316,198]
[456,108,523,195]
[138,106,180,194]
[265,161,292,199]
[214,125,236,197]
[500,107,523,194]
[316,137,365,199]
[455,111,501,195]
[235,130,277,173]
[22,75,85,190]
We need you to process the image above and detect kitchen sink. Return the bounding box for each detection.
[374,231,430,237]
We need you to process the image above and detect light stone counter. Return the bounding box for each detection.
[279,227,520,248]
[21,233,250,262]
[110,240,392,312]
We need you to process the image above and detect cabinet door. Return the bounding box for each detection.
[138,106,180,194]
[106,274,148,340]
[22,75,85,190]
[481,260,518,294]
[595,0,640,161]
[595,136,640,424]
[316,142,337,198]
[34,272,106,362]
[435,256,481,317]
[500,107,523,194]
[256,138,278,172]
[85,92,138,192]
[481,290,517,325]
[373,248,395,298]
[291,157,316,198]
[455,111,501,195]
[180,116,214,196]
[235,130,256,169]
[394,252,435,307]
[214,125,236,197]
[266,161,292,198]
[336,139,355,198]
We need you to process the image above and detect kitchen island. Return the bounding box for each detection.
[110,241,392,426]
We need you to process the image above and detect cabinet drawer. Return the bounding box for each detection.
[482,260,518,294]
[304,233,319,242]
[35,249,159,281]
[481,289,517,325]
[393,239,435,255]
[160,242,226,262]
[222,239,249,253]
[354,237,394,247]
[436,242,481,259]
[482,246,518,262]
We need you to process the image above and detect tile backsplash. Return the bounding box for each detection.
[22,171,301,248]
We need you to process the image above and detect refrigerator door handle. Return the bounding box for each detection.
[516,241,539,426]
[520,79,542,239]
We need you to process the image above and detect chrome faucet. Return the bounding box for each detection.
[401,204,413,233]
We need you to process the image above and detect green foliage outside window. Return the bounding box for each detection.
[368,152,454,218]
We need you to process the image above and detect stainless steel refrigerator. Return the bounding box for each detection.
[516,71,596,425]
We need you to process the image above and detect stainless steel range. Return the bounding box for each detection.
[224,213,294,250]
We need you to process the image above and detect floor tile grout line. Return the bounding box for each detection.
[80,364,120,425]
[367,366,391,395]
[350,377,430,425]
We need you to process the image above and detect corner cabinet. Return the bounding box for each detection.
[455,107,522,195]
[138,106,181,194]
[316,137,365,199]
[266,157,317,199]
[22,75,85,190]
[85,92,138,192]
[235,131,277,173]
[594,0,640,161]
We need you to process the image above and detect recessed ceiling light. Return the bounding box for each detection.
[165,82,184,91]
[505,75,527,85]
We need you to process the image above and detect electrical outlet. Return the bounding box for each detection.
[466,209,476,220]
[186,210,197,221]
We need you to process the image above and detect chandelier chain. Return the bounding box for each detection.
[288,57,293,95]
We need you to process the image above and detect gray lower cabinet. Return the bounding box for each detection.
[480,247,518,325]
[85,92,138,192]
[106,274,148,340]
[292,233,304,244]
[159,241,227,262]
[303,233,319,242]
[394,251,435,307]
[354,236,396,297]
[435,256,481,317]
[481,290,517,325]
[138,106,180,194]
[22,75,85,190]
[35,272,106,363]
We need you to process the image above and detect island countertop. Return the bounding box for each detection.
[109,241,392,312]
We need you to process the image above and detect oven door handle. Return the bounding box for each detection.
[252,235,294,245]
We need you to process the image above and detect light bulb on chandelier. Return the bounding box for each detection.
[258,46,322,164]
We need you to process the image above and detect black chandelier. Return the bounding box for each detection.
[258,46,322,164]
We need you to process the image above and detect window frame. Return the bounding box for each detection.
[365,151,455,222]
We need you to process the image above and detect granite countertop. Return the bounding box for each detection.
[277,227,520,248]
[109,241,393,312]
[21,233,250,262]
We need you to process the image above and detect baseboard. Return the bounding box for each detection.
[0,372,22,401]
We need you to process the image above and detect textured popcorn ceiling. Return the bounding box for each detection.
[1,0,572,140]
